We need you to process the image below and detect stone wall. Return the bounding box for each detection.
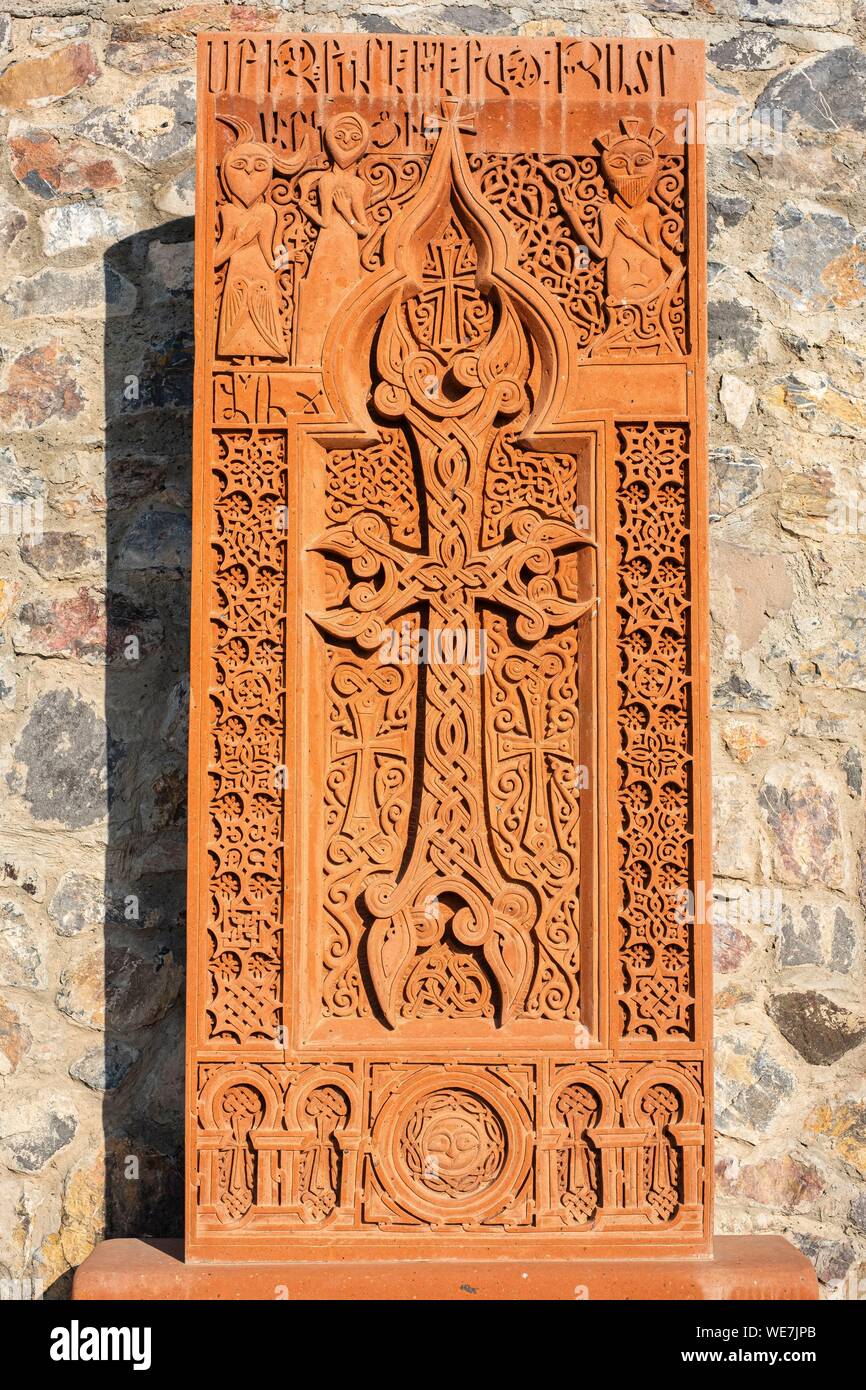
[0,0,863,1299]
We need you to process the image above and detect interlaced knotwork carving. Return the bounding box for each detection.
[555,1084,601,1221]
[322,654,415,1018]
[312,114,595,1027]
[641,1083,681,1221]
[469,153,606,349]
[483,422,583,544]
[298,1086,349,1219]
[616,423,694,1039]
[326,430,420,548]
[215,1084,265,1220]
[485,613,581,1020]
[402,941,496,1019]
[470,150,686,356]
[207,430,287,1043]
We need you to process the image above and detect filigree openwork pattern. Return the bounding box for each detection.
[207,430,287,1044]
[615,423,694,1039]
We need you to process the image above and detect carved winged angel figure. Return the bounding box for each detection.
[215,115,308,359]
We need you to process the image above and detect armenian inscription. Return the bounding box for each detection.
[188,33,710,1260]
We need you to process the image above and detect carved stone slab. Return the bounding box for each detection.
[187,32,711,1261]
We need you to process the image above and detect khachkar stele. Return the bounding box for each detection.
[73,33,817,1300]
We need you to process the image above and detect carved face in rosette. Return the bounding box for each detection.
[222,141,275,208]
[324,112,369,170]
[402,1089,506,1198]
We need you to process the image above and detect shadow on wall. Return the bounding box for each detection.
[96,219,194,1272]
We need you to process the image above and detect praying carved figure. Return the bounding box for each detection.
[215,117,308,359]
[566,118,684,357]
[296,113,371,365]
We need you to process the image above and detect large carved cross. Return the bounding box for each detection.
[312,107,596,1025]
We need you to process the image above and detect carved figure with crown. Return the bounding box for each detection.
[565,118,684,357]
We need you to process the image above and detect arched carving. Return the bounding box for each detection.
[310,103,596,1027]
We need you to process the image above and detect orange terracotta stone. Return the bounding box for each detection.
[73,1235,818,1301]
[0,42,99,111]
[75,31,815,1298]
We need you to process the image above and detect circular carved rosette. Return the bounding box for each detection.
[372,1070,530,1224]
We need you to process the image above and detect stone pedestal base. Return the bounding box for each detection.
[73,1236,818,1300]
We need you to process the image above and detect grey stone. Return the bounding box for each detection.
[736,0,840,25]
[49,872,109,937]
[440,4,515,33]
[144,238,193,304]
[767,203,864,313]
[793,1234,855,1287]
[0,445,46,503]
[759,47,866,134]
[849,1191,866,1235]
[707,192,752,246]
[0,1101,77,1174]
[768,990,866,1065]
[778,903,821,967]
[713,672,772,711]
[123,872,185,933]
[708,298,761,361]
[10,690,112,830]
[76,75,195,167]
[56,937,182,1033]
[31,18,90,45]
[1,263,135,320]
[118,510,191,571]
[716,1035,796,1134]
[19,529,101,579]
[118,332,193,414]
[0,901,45,990]
[709,446,764,519]
[153,165,194,217]
[830,909,855,973]
[842,746,862,796]
[806,588,866,692]
[710,32,784,70]
[104,939,182,1032]
[41,202,127,256]
[70,1041,139,1092]
[0,206,25,253]
[356,12,405,31]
